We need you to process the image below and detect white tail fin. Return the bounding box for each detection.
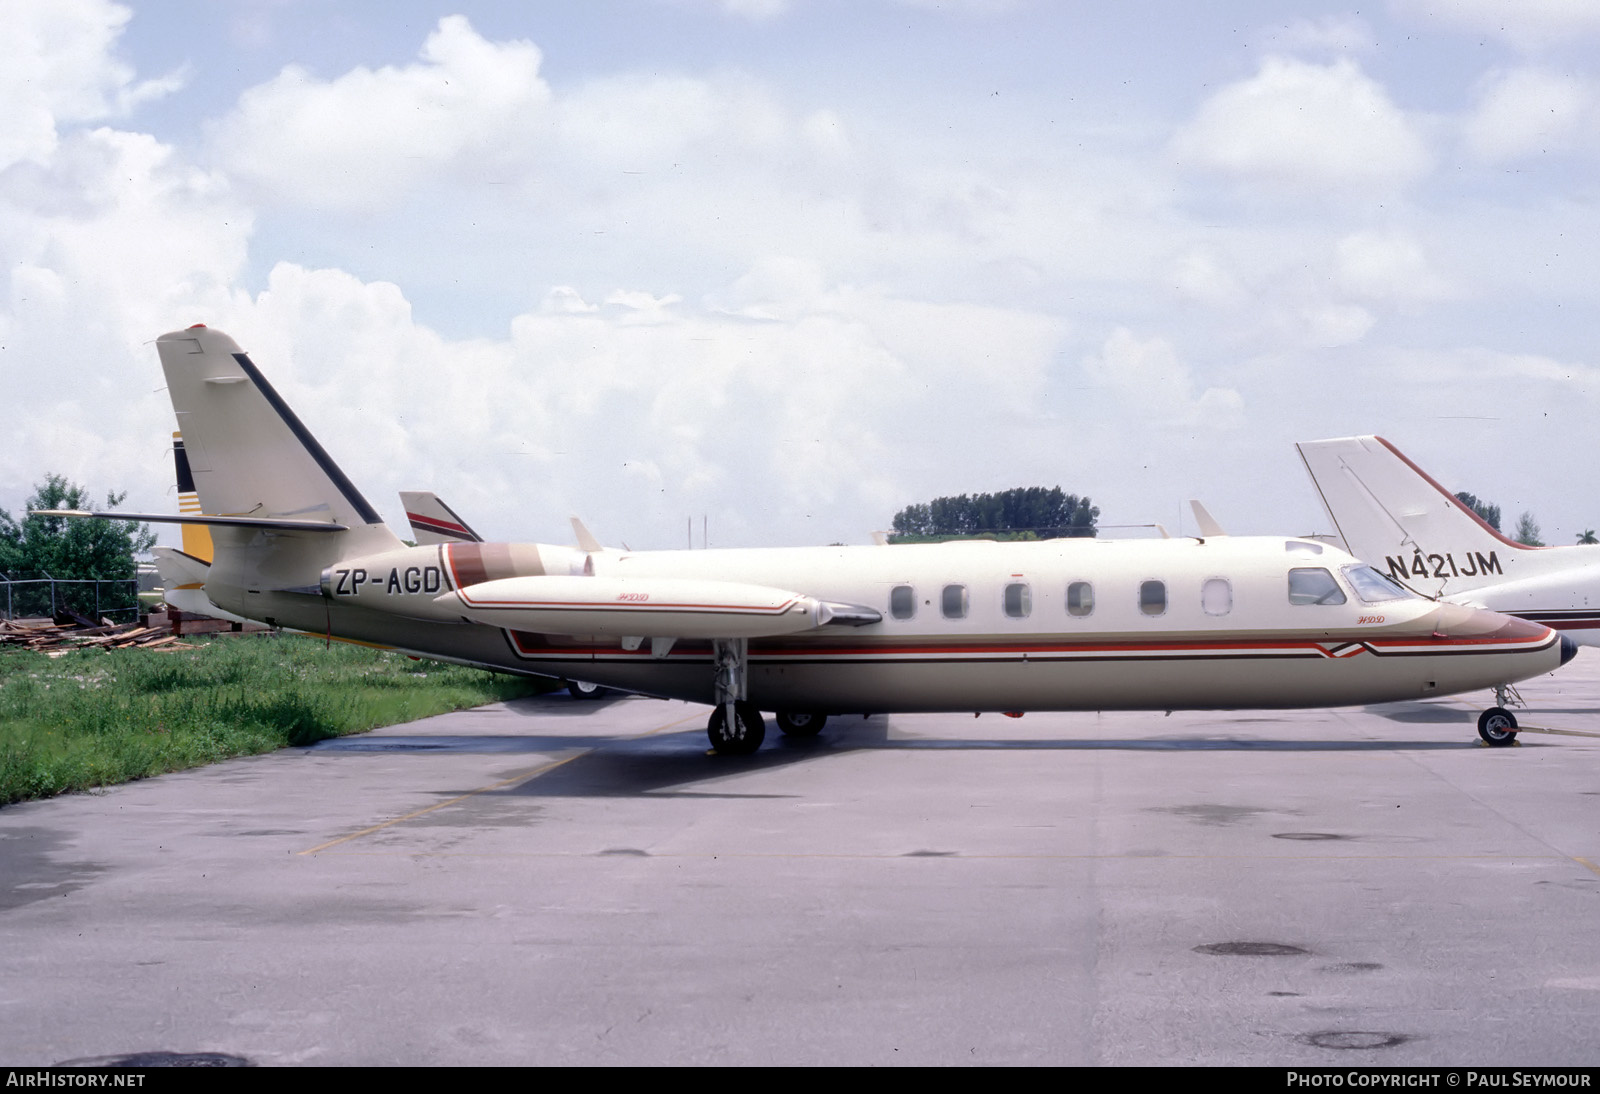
[1295,435,1531,596]
[156,325,393,538]
[400,491,483,545]
[150,326,401,605]
[1188,500,1227,537]
[570,516,604,553]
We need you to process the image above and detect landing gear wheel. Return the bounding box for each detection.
[1478,706,1518,747]
[775,710,827,737]
[566,679,605,700]
[708,701,766,755]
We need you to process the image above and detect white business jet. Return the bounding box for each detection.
[42,328,1574,752]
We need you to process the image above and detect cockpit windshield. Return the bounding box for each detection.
[1342,564,1415,604]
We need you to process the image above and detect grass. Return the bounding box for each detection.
[0,634,552,806]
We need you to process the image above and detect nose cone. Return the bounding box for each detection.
[1561,634,1579,666]
[1429,602,1552,643]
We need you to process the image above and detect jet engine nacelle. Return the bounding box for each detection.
[317,541,617,624]
[320,546,468,622]
[435,574,870,639]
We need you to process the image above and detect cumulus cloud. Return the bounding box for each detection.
[1463,68,1596,161]
[0,0,182,173]
[210,13,848,232]
[211,16,552,209]
[1251,14,1376,54]
[553,71,787,164]
[1334,231,1450,301]
[1173,57,1430,192]
[1298,304,1375,348]
[0,123,251,513]
[1081,328,1243,429]
[144,261,1064,546]
[1168,251,1246,307]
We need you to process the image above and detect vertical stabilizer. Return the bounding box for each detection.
[1296,435,1531,596]
[153,326,400,605]
[1188,500,1227,538]
[156,326,391,536]
[401,491,483,544]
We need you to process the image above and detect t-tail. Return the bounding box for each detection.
[1297,435,1600,644]
[36,326,406,627]
[154,325,405,621]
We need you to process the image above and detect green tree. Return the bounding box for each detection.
[0,476,155,616]
[890,487,1098,543]
[1577,530,1597,545]
[1454,491,1501,531]
[1513,511,1544,547]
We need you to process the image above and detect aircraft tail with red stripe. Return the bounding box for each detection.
[401,491,483,545]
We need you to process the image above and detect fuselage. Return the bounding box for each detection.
[206,532,1567,715]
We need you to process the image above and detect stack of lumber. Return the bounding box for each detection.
[0,616,197,653]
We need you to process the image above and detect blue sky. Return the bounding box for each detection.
[6,0,1600,550]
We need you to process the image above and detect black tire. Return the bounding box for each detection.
[775,710,827,737]
[708,701,766,755]
[1478,706,1518,747]
[566,679,605,700]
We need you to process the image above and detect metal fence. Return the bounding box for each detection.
[0,573,140,622]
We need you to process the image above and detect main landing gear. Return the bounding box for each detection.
[708,701,766,755]
[565,678,606,700]
[775,710,828,737]
[706,638,763,755]
[702,638,830,754]
[1478,684,1520,747]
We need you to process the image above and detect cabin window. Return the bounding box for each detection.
[1066,581,1094,617]
[1003,582,1031,618]
[941,584,968,619]
[890,584,916,620]
[1288,567,1347,606]
[1201,578,1232,616]
[1139,580,1167,616]
[1343,565,1413,604]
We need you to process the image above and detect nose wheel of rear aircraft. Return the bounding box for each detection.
[1477,706,1518,747]
[708,702,766,755]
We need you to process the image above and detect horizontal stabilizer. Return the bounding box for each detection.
[34,510,348,532]
[437,575,880,639]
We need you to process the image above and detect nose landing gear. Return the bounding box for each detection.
[1478,684,1520,747]
[1477,706,1518,747]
